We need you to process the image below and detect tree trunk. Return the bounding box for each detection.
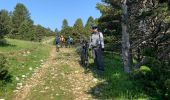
[121,0,131,73]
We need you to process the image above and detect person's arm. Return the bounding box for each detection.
[99,32,104,49]
[89,35,92,49]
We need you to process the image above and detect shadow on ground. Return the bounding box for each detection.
[0,42,16,47]
[79,51,148,99]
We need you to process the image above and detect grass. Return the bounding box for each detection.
[0,39,150,100]
[0,38,52,99]
[26,49,77,100]
[42,36,55,45]
[86,51,150,100]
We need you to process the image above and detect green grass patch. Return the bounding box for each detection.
[61,64,73,74]
[41,36,55,45]
[0,39,52,99]
[87,51,149,100]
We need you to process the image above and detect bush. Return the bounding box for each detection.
[0,54,11,84]
[132,58,170,99]
[0,39,8,46]
[165,79,170,98]
[142,47,156,57]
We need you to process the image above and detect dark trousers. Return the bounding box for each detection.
[92,47,104,71]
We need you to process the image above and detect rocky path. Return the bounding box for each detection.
[13,48,100,100]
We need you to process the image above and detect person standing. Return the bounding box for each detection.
[89,25,104,71]
[60,35,65,48]
[56,35,60,52]
[67,36,73,48]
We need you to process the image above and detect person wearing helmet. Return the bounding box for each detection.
[89,25,104,71]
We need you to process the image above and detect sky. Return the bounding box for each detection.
[0,0,101,31]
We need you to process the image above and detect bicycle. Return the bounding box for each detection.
[80,40,89,67]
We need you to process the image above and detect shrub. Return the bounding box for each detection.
[0,54,11,84]
[0,39,8,46]
[132,58,170,99]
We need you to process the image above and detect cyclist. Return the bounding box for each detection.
[56,35,60,52]
[89,25,104,71]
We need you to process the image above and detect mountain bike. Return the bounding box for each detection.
[80,40,89,67]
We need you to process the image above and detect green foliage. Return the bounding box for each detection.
[0,10,11,39]
[86,52,149,99]
[0,38,8,46]
[18,20,34,40]
[0,54,11,85]
[60,18,86,42]
[132,58,170,99]
[73,18,84,38]
[2,3,55,41]
[142,47,157,57]
[133,66,151,80]
[12,3,32,30]
[84,16,94,36]
[96,0,122,51]
[62,19,69,30]
[0,39,52,98]
[11,3,32,38]
[165,16,170,23]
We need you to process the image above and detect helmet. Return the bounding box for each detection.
[91,25,98,29]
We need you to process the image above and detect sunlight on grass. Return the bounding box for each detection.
[87,52,150,100]
[0,39,52,99]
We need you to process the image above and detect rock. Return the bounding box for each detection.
[22,75,26,78]
[29,67,33,71]
[17,83,22,86]
[27,51,30,54]
[16,86,21,90]
[13,90,19,92]
[40,90,46,93]
[45,86,50,90]
[75,71,79,73]
[61,73,65,76]
[93,78,98,82]
[15,77,20,81]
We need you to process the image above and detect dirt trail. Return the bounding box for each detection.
[13,47,56,100]
[13,48,100,100]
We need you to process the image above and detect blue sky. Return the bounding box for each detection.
[0,0,101,31]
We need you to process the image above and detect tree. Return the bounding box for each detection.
[85,16,94,36]
[62,19,69,30]
[121,0,131,73]
[97,0,131,73]
[33,25,47,42]
[11,3,33,36]
[55,28,59,33]
[73,18,84,40]
[0,10,11,39]
[18,20,33,40]
[85,16,94,28]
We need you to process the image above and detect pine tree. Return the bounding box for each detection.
[85,16,94,36]
[0,10,11,39]
[73,18,84,39]
[11,3,33,37]
[62,19,69,30]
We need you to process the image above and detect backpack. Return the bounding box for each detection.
[56,37,60,44]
